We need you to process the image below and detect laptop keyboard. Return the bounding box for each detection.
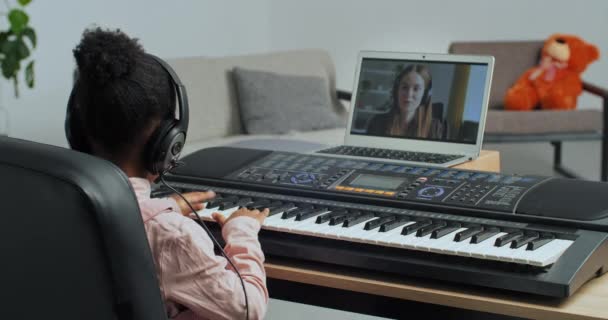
[317,146,464,164]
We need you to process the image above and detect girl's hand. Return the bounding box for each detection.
[169,191,216,216]
[212,207,269,227]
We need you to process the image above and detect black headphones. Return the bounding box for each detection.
[65,54,189,174]
[391,66,432,110]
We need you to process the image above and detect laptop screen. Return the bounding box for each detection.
[350,58,489,145]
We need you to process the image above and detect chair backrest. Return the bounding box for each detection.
[0,136,167,320]
[449,40,544,109]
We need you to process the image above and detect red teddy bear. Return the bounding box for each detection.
[504,34,599,111]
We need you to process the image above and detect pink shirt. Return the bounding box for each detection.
[130,178,269,320]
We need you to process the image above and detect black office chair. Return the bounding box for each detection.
[0,136,168,320]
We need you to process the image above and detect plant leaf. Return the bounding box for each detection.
[2,53,18,79]
[22,27,35,48]
[18,0,32,6]
[8,9,29,35]
[25,60,33,88]
[16,38,29,59]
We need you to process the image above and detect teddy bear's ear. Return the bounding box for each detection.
[587,43,600,62]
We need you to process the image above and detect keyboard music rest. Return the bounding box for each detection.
[162,146,608,298]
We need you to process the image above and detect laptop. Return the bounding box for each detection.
[314,51,494,167]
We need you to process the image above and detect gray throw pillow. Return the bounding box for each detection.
[233,67,345,134]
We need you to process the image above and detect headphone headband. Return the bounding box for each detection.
[65,54,189,174]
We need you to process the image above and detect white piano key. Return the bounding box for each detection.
[528,239,574,267]
[338,218,378,240]
[457,233,506,258]
[426,228,468,253]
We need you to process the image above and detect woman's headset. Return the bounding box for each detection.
[65,54,189,174]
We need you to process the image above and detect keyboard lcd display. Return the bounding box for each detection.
[350,174,405,190]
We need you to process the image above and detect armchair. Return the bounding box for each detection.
[0,136,168,320]
[449,40,608,181]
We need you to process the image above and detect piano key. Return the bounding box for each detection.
[511,232,540,249]
[471,227,500,244]
[316,208,349,224]
[329,212,354,225]
[364,216,396,230]
[342,212,375,227]
[282,205,313,219]
[495,231,524,247]
[376,222,417,245]
[218,201,238,210]
[427,228,468,254]
[337,217,378,240]
[206,195,235,209]
[247,199,272,210]
[268,203,295,216]
[234,197,255,208]
[296,207,331,221]
[416,221,447,237]
[527,239,574,266]
[527,235,555,251]
[379,216,411,232]
[456,233,507,258]
[431,222,462,239]
[454,226,483,242]
[402,220,432,235]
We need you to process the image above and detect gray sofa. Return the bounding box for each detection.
[167,49,350,155]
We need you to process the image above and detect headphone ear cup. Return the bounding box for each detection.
[143,120,185,174]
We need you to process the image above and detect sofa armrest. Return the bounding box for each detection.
[337,89,352,101]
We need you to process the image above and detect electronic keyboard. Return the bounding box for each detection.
[156,146,608,298]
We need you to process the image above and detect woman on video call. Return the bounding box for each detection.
[367,64,445,139]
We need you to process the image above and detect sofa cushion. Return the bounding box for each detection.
[167,49,348,142]
[233,67,345,134]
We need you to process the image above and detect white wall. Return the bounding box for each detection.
[268,0,608,104]
[5,0,271,146]
[8,0,608,147]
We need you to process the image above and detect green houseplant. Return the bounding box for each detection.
[1,0,35,97]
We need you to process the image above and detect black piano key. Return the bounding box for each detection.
[471,227,500,244]
[329,211,354,225]
[527,235,555,251]
[364,216,396,230]
[379,216,411,232]
[316,208,349,224]
[511,232,540,249]
[431,222,462,239]
[234,197,254,208]
[402,220,432,235]
[264,201,284,210]
[454,226,483,242]
[495,231,524,247]
[342,212,375,227]
[218,201,238,210]
[247,199,271,210]
[268,203,295,216]
[208,195,237,209]
[416,221,447,237]
[283,206,313,219]
[296,207,330,221]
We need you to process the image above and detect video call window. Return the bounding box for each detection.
[351,58,488,145]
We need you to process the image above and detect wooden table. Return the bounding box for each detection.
[454,150,500,173]
[261,150,606,320]
[265,259,608,320]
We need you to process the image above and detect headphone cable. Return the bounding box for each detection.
[158,171,249,320]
